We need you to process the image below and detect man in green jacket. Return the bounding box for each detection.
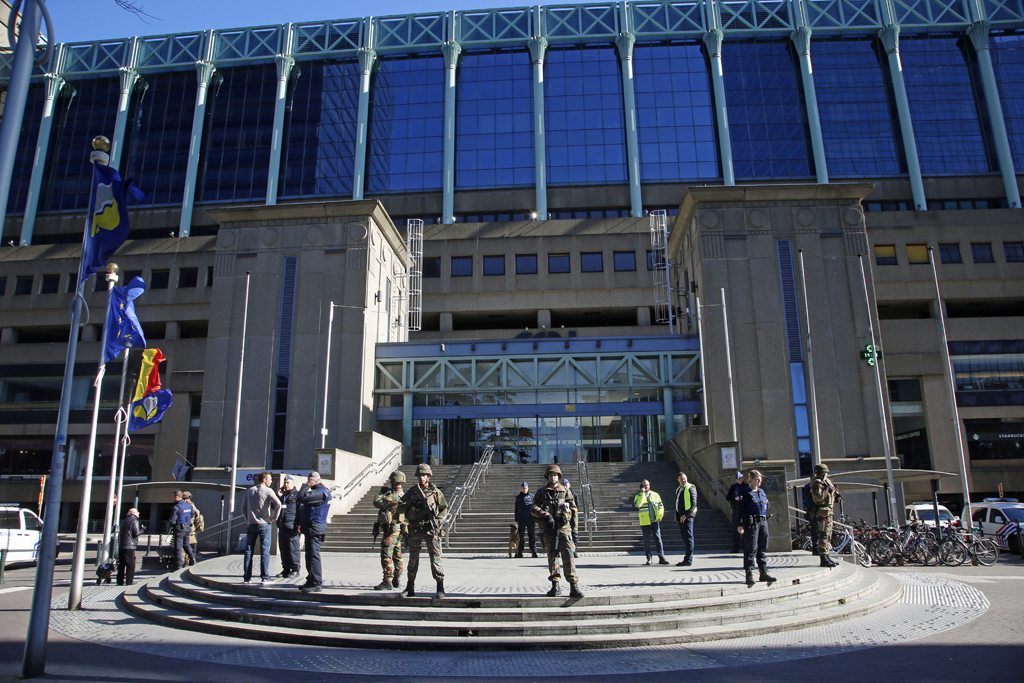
[634,480,668,565]
[674,472,698,566]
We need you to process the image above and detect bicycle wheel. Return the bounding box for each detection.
[939,539,967,566]
[972,539,998,566]
[921,537,940,566]
[908,539,930,565]
[868,538,897,566]
[853,540,871,567]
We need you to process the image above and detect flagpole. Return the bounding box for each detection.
[23,137,110,678]
[99,348,131,565]
[113,352,132,537]
[68,262,119,610]
[227,271,252,554]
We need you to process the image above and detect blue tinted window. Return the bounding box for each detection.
[900,35,993,175]
[991,33,1024,174]
[5,83,45,214]
[201,64,277,202]
[614,251,636,271]
[451,256,472,277]
[1004,242,1024,263]
[581,252,603,272]
[368,53,445,193]
[423,257,441,278]
[456,49,534,190]
[124,69,196,206]
[47,77,120,211]
[724,40,811,179]
[633,42,719,182]
[280,60,359,198]
[545,45,627,186]
[548,253,570,273]
[939,243,962,264]
[516,254,537,274]
[972,242,994,263]
[483,255,505,275]
[814,39,902,177]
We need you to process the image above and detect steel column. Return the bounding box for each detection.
[266,53,295,206]
[703,29,735,186]
[878,25,927,210]
[352,47,376,201]
[791,27,828,184]
[528,36,548,218]
[179,35,217,238]
[442,41,461,224]
[19,71,68,246]
[615,32,643,217]
[967,21,1021,209]
[109,60,140,170]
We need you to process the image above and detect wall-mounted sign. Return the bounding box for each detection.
[721,446,737,471]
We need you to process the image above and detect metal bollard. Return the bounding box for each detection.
[0,548,6,583]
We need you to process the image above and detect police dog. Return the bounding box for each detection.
[508,524,520,557]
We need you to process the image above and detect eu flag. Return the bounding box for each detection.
[79,163,146,284]
[104,276,147,364]
[127,348,173,432]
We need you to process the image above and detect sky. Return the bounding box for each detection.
[48,0,514,44]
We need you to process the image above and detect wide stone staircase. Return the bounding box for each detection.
[326,461,733,555]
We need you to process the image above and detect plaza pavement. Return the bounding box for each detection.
[0,544,1021,682]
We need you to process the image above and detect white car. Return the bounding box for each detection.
[0,505,44,564]
[905,502,958,528]
[964,499,1024,553]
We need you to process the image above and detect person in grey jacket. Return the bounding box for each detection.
[241,471,282,584]
[117,508,141,586]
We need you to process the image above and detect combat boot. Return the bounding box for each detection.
[435,580,445,599]
[546,581,561,597]
[758,568,777,585]
[391,576,400,589]
[403,580,415,597]
[745,569,755,587]
[374,580,392,591]
[820,554,839,568]
[568,582,584,599]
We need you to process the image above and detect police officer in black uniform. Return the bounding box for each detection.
[277,475,300,578]
[737,470,776,587]
[725,472,749,554]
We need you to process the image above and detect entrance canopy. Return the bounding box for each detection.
[126,481,247,492]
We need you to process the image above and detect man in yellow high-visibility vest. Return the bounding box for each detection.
[634,480,668,565]
[674,472,698,566]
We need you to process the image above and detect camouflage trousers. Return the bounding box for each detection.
[544,527,577,583]
[405,531,443,581]
[816,510,834,554]
[379,528,403,581]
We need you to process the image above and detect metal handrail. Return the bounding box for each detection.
[574,446,597,546]
[789,505,860,556]
[334,444,404,501]
[666,440,729,501]
[442,445,494,547]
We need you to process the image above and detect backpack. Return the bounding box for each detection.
[801,483,814,513]
[191,503,205,532]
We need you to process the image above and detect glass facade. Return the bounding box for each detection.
[991,33,1024,173]
[814,38,902,177]
[199,63,277,202]
[456,49,534,189]
[633,42,719,182]
[123,69,197,206]
[900,35,993,175]
[5,83,45,215]
[280,59,360,198]
[46,76,120,212]
[724,40,811,179]
[545,45,627,185]
[367,53,445,193]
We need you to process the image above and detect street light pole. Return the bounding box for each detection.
[321,302,335,449]
[227,272,252,553]
[797,250,822,468]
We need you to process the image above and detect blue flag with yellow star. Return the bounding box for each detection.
[79,163,145,284]
[104,276,147,364]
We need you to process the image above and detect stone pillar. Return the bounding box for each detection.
[967,21,1021,209]
[703,29,735,186]
[637,306,651,326]
[440,312,453,332]
[19,73,70,246]
[442,41,462,224]
[615,32,643,217]
[528,37,548,219]
[537,309,552,328]
[352,47,377,201]
[403,391,413,447]
[109,65,140,170]
[878,25,927,211]
[180,58,218,237]
[266,53,295,206]
[663,387,675,442]
[1,328,18,344]
[791,27,828,184]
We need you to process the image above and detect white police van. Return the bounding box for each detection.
[963,498,1024,553]
[0,504,44,564]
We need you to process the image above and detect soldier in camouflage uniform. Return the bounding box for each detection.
[373,470,406,590]
[532,464,584,598]
[810,463,840,568]
[397,463,447,599]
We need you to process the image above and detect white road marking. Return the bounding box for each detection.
[0,586,33,595]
